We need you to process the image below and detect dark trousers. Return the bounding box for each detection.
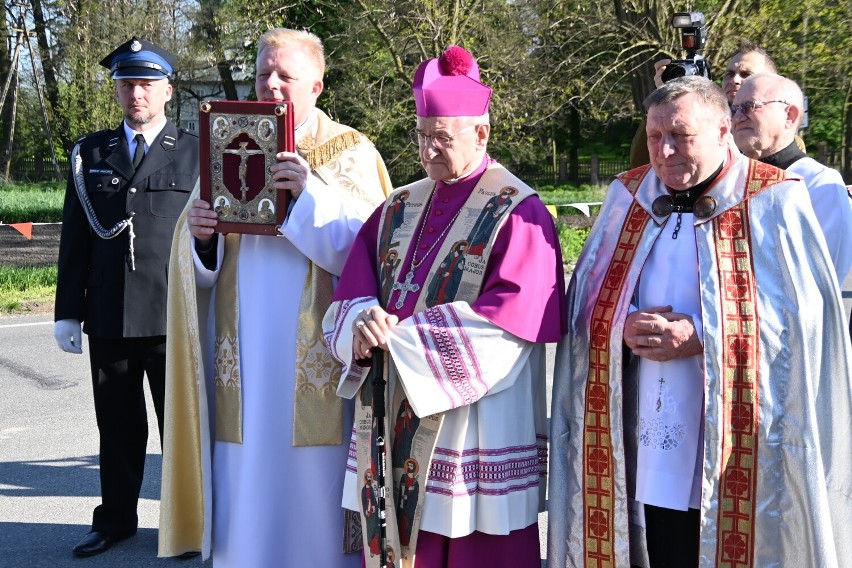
[644,504,700,568]
[87,335,166,536]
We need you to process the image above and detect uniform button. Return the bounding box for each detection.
[435,210,443,216]
[96,183,103,188]
[129,187,137,194]
[421,243,429,250]
[169,182,176,187]
[442,198,449,204]
[111,178,119,185]
[427,227,435,233]
[388,305,397,312]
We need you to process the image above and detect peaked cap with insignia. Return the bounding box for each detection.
[99,37,177,80]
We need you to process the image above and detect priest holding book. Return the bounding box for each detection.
[159,28,391,567]
[322,45,566,568]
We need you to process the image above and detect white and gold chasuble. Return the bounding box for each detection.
[159,108,390,567]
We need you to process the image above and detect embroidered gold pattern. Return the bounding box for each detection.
[299,130,362,171]
[712,159,783,567]
[581,200,652,567]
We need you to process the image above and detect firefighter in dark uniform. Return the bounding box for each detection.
[53,37,199,557]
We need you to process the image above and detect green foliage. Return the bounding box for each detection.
[536,182,601,264]
[0,265,57,313]
[0,182,65,223]
[556,223,592,265]
[537,183,608,203]
[1,0,850,183]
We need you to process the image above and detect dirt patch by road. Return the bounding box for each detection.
[0,222,61,267]
[1,215,589,316]
[1,223,60,315]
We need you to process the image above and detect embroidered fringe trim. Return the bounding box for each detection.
[300,131,362,170]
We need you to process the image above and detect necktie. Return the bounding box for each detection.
[132,134,146,169]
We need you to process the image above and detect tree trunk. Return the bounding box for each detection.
[2,62,19,181]
[0,12,13,175]
[30,0,71,152]
[613,0,660,114]
[569,106,580,183]
[218,61,239,100]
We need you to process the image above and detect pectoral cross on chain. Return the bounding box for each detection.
[392,270,420,309]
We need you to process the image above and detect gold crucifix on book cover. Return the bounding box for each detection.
[199,100,295,235]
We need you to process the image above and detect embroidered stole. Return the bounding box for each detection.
[213,112,385,446]
[356,165,535,567]
[579,162,784,567]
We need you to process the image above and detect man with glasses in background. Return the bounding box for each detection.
[731,73,852,284]
[322,45,565,567]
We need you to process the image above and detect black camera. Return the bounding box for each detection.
[661,12,712,82]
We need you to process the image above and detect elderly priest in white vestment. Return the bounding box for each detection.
[730,72,852,285]
[548,76,852,568]
[159,28,391,567]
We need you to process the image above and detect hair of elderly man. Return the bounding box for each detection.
[424,113,491,127]
[257,28,326,77]
[742,72,805,128]
[732,38,778,73]
[643,76,730,120]
[467,113,490,126]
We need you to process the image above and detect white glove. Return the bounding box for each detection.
[54,319,83,354]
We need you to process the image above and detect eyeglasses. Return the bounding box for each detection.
[408,125,475,148]
[730,99,788,116]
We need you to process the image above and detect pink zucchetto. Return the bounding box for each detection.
[412,45,492,117]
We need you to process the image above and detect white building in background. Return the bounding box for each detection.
[171,61,253,133]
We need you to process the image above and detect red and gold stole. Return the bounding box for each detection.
[712,160,784,567]
[581,165,652,567]
[580,161,786,567]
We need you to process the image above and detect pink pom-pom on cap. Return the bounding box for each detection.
[412,45,491,117]
[439,45,476,77]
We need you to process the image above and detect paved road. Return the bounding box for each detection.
[0,313,556,567]
[0,313,209,567]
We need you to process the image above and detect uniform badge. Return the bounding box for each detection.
[130,40,142,52]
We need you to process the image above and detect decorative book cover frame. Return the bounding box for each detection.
[199,100,295,235]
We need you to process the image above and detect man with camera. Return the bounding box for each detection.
[629,20,782,167]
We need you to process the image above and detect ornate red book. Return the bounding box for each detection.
[199,100,295,235]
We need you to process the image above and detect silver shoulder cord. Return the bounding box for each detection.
[71,142,136,271]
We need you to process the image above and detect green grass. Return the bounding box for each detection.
[558,225,592,265]
[536,183,604,264]
[0,181,65,223]
[538,183,607,206]
[0,180,602,310]
[0,182,63,312]
[0,265,57,313]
